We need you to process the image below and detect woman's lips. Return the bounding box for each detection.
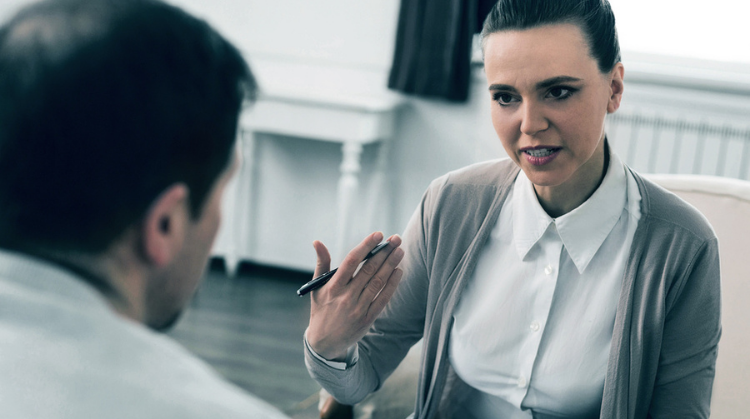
[522,147,561,166]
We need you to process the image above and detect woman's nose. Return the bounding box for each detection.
[519,100,549,135]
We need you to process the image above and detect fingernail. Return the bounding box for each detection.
[374,231,384,241]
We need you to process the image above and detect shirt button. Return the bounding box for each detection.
[530,321,540,332]
[544,265,554,275]
[517,375,528,387]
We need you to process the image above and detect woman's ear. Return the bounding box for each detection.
[607,62,625,114]
[141,184,189,267]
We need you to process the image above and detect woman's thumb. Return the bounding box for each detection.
[313,240,331,277]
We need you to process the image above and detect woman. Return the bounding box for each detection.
[305,0,721,418]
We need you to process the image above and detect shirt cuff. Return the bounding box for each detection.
[304,330,359,370]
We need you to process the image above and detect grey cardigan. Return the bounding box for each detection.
[306,159,721,419]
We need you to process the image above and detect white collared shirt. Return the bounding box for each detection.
[0,250,289,419]
[449,152,641,418]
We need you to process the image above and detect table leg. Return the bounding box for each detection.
[222,131,257,277]
[335,142,363,263]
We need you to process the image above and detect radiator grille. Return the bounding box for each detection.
[607,112,750,180]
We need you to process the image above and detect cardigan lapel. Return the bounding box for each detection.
[601,169,653,419]
[419,163,520,419]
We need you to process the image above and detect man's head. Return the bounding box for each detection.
[0,0,256,328]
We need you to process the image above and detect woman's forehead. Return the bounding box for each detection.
[483,23,599,86]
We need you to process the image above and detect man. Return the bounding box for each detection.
[0,0,292,416]
[0,0,398,417]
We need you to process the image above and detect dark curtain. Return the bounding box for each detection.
[387,0,496,102]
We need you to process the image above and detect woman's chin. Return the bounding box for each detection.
[518,163,570,189]
[525,174,566,190]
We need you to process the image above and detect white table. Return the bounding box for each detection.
[213,90,402,275]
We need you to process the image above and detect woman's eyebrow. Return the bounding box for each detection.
[489,76,583,93]
[488,83,517,92]
[535,76,583,90]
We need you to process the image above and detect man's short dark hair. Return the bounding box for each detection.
[0,0,257,254]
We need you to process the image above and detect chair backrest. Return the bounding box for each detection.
[646,174,750,418]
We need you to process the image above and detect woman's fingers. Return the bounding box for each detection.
[348,235,402,291]
[328,231,385,289]
[357,245,404,304]
[365,268,403,323]
[312,240,331,278]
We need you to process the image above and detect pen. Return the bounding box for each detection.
[297,241,391,296]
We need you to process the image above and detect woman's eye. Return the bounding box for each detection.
[493,92,517,106]
[547,87,572,99]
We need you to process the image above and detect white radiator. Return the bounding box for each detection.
[607,111,750,180]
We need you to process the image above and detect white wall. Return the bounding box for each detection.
[171,0,400,97]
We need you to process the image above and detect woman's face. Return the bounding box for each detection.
[484,23,623,196]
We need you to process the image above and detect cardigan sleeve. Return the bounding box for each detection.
[648,237,721,418]
[304,177,442,405]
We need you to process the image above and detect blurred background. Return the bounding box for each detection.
[1,1,748,417]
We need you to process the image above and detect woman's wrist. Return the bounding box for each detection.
[305,329,349,361]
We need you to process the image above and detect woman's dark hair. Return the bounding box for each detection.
[0,0,256,253]
[481,0,621,73]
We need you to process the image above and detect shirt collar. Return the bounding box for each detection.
[0,248,113,313]
[512,152,629,273]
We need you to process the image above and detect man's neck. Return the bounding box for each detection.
[32,247,147,323]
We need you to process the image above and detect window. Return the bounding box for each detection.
[611,0,750,65]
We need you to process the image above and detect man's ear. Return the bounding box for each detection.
[142,184,190,267]
[607,62,625,114]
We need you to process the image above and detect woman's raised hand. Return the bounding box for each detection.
[306,232,404,361]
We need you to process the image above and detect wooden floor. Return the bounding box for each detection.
[167,260,321,418]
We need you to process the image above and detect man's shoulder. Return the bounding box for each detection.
[120,328,289,418]
[0,270,289,419]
